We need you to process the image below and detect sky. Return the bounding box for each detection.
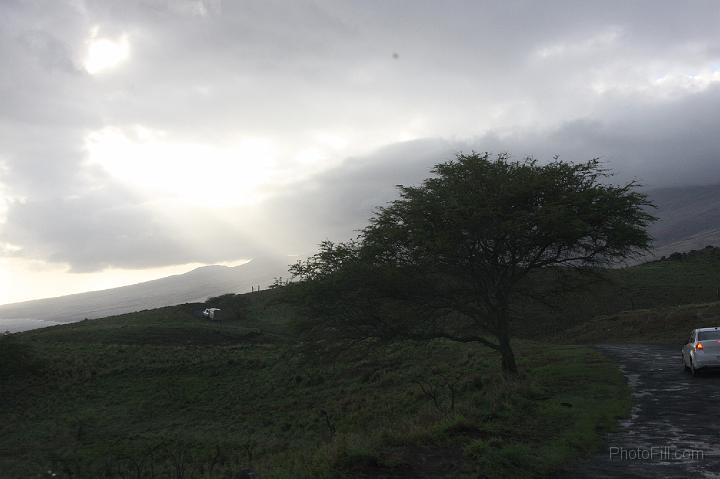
[1,0,720,304]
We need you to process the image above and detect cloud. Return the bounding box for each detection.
[1,0,720,273]
[257,138,457,250]
[1,183,265,272]
[508,85,720,188]
[265,83,720,250]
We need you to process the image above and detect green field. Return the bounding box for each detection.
[1,292,629,479]
[4,247,720,478]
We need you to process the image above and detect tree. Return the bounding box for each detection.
[288,240,427,342]
[360,153,656,374]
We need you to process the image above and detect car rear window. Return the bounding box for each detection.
[698,330,720,340]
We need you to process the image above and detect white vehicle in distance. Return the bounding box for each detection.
[202,308,221,320]
[682,327,720,376]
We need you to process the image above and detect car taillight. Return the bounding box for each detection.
[696,342,704,350]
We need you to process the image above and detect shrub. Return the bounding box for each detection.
[0,335,45,379]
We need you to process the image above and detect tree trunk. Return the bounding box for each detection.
[498,333,518,375]
[495,302,519,375]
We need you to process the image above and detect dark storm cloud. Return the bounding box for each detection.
[258,138,458,253]
[476,85,720,188]
[1,0,720,270]
[270,84,720,249]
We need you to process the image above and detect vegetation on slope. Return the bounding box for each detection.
[4,243,718,477]
[517,246,720,338]
[557,302,720,344]
[0,293,628,479]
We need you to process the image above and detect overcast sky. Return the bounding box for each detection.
[1,0,720,304]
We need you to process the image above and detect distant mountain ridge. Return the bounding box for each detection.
[646,183,720,258]
[0,257,289,325]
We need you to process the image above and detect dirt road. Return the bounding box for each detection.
[558,344,720,478]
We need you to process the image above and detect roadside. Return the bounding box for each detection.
[554,302,720,344]
[557,344,720,479]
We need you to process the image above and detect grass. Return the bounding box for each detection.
[0,296,629,479]
[6,247,720,477]
[557,301,720,344]
[524,247,720,344]
[517,246,720,338]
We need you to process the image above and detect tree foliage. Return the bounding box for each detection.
[292,153,656,374]
[288,240,428,342]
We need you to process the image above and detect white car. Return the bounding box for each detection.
[682,327,720,376]
[202,308,221,320]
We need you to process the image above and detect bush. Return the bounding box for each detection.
[0,335,44,379]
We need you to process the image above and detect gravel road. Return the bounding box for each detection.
[558,344,720,479]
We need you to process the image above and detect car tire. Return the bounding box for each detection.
[691,360,699,377]
[683,355,690,372]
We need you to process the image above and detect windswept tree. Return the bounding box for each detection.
[291,153,655,375]
[289,240,427,341]
[360,153,655,374]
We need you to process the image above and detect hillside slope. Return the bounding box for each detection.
[0,257,288,326]
[0,289,629,479]
[557,301,720,344]
[517,246,720,338]
[646,183,720,257]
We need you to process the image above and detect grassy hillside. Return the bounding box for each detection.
[5,246,719,477]
[556,302,720,344]
[519,246,720,338]
[0,291,628,479]
[0,257,289,325]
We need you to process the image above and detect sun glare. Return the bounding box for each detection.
[84,29,130,75]
[85,127,277,207]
